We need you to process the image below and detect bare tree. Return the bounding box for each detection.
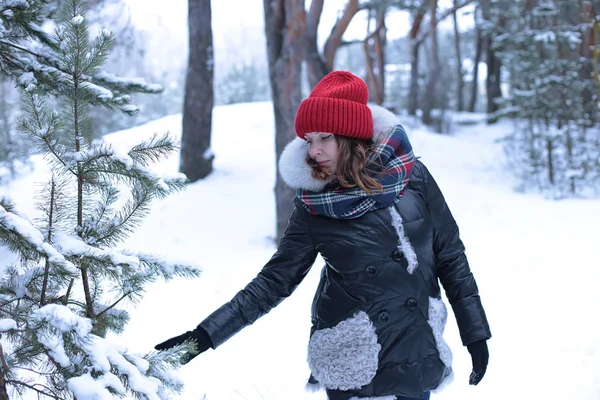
[453,0,464,111]
[364,5,387,104]
[264,0,306,243]
[421,0,439,125]
[305,0,329,89]
[305,0,360,89]
[180,0,214,182]
[407,2,428,116]
[407,0,475,117]
[480,0,502,123]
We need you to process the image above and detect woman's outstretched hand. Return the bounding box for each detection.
[155,327,213,364]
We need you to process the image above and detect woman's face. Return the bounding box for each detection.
[305,132,339,172]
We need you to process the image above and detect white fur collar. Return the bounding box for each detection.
[279,104,400,191]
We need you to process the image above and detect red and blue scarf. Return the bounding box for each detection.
[297,124,415,219]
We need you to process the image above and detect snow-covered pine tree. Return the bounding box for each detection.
[0,0,200,399]
[0,0,161,114]
[494,0,600,195]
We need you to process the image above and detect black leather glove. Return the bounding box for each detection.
[154,327,213,364]
[467,339,489,385]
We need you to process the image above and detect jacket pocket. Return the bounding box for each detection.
[310,267,327,324]
[307,311,381,391]
[313,272,363,327]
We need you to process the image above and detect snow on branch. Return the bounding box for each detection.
[31,304,182,400]
[0,200,76,273]
[53,231,140,268]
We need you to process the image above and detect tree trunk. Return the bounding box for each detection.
[375,8,386,104]
[305,0,329,89]
[364,7,387,105]
[485,35,502,123]
[479,0,502,123]
[0,373,7,400]
[580,0,597,123]
[453,0,464,111]
[546,138,554,185]
[180,0,214,182]
[0,343,8,400]
[468,26,482,112]
[264,0,306,243]
[421,0,439,126]
[408,5,427,116]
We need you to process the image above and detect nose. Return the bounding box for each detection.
[309,142,322,158]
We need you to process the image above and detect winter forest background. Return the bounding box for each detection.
[0,0,599,399]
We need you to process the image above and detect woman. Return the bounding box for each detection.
[155,71,491,400]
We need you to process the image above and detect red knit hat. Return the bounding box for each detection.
[295,71,373,140]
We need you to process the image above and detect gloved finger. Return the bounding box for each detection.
[469,369,485,385]
[155,334,187,350]
[180,351,199,365]
[469,370,484,385]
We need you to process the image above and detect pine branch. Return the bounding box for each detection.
[63,279,75,305]
[128,133,179,166]
[40,176,57,306]
[17,91,75,176]
[135,253,201,281]
[87,162,187,198]
[81,29,114,75]
[54,231,140,270]
[0,203,77,273]
[92,183,151,246]
[0,39,44,58]
[95,292,131,318]
[92,71,163,95]
[4,380,64,400]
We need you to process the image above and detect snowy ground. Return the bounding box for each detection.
[3,101,599,399]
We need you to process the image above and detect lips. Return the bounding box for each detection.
[318,161,329,166]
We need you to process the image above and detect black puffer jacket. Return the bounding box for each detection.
[199,157,491,399]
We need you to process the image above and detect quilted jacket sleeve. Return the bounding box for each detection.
[198,206,318,348]
[421,162,492,346]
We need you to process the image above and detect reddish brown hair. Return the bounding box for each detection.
[306,135,383,193]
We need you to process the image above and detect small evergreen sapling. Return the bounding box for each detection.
[0,1,200,398]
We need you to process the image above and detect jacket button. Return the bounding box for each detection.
[406,297,418,310]
[365,265,377,277]
[392,249,404,261]
[378,311,390,323]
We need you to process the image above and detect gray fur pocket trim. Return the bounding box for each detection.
[307,311,381,390]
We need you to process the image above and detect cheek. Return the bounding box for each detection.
[328,142,339,158]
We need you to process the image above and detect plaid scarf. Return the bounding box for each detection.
[297,124,415,219]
